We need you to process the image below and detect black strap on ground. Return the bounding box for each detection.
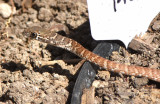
[71,42,120,104]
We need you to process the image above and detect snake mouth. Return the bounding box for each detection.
[23,29,37,43]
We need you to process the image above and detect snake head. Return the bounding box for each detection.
[23,26,42,40]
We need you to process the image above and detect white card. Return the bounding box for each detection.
[87,0,160,46]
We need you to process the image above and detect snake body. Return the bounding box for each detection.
[24,26,160,82]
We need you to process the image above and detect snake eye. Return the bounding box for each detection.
[31,32,38,38]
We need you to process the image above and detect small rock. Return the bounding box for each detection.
[133,77,148,88]
[152,20,160,31]
[0,3,16,18]
[38,8,53,22]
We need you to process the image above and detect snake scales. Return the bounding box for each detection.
[23,26,160,82]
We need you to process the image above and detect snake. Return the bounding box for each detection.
[23,26,160,82]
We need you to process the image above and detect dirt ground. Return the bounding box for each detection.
[0,0,160,104]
